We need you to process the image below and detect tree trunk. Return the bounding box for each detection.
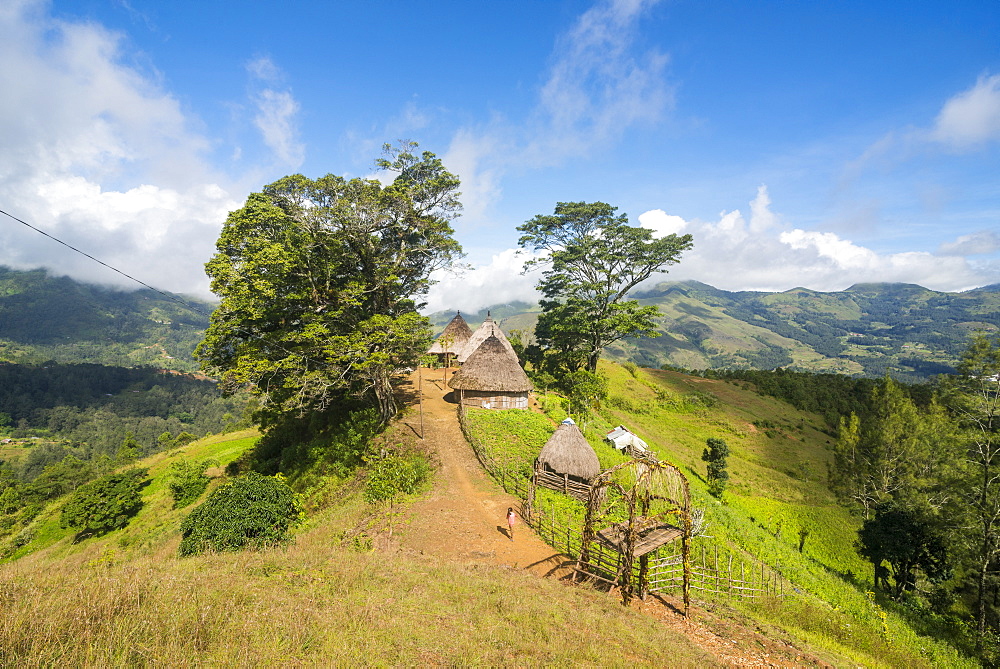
[586,348,600,373]
[373,369,397,424]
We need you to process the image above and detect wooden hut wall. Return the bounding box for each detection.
[533,464,593,502]
[458,389,528,409]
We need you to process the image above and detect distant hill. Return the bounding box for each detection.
[431,281,1000,380]
[0,266,213,371]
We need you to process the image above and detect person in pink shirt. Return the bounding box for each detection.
[506,507,517,542]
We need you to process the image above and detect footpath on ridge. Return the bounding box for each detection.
[393,368,829,668]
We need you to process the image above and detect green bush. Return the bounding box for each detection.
[166,458,215,508]
[364,452,431,504]
[178,472,303,557]
[60,468,147,535]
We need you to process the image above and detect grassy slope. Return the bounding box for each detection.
[0,427,716,666]
[467,361,975,666]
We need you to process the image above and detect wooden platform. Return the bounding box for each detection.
[596,518,683,557]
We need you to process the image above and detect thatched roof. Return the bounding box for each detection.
[428,312,473,355]
[536,418,601,480]
[457,315,517,363]
[448,334,533,392]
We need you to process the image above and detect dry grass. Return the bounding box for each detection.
[0,512,717,667]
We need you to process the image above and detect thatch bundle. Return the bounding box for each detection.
[537,418,601,481]
[427,312,473,357]
[448,334,532,392]
[457,315,517,363]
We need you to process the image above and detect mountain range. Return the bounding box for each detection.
[432,280,1000,381]
[3,266,998,381]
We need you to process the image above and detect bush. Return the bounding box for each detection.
[178,472,303,556]
[365,452,431,505]
[166,458,215,508]
[60,468,148,535]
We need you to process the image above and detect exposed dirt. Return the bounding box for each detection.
[391,369,831,668]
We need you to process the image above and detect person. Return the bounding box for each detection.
[506,507,516,542]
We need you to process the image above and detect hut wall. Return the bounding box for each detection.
[459,390,528,410]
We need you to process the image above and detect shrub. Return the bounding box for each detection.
[178,472,303,557]
[365,452,431,505]
[166,459,215,508]
[60,468,148,535]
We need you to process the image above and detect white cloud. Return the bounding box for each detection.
[248,58,304,168]
[423,249,544,314]
[638,209,687,236]
[932,73,1000,149]
[440,0,671,226]
[639,187,998,293]
[939,230,1000,256]
[0,2,275,297]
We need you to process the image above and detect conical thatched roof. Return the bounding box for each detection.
[448,334,533,392]
[457,315,517,363]
[537,418,601,480]
[428,312,473,355]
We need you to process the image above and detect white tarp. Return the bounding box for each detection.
[605,425,649,453]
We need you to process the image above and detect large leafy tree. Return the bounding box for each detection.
[196,143,462,425]
[517,201,693,373]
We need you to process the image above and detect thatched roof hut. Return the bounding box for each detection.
[537,418,601,481]
[457,314,517,363]
[448,334,532,409]
[427,312,473,363]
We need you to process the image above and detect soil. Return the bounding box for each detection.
[390,369,831,668]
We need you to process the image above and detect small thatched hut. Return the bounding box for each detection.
[448,334,532,409]
[427,312,473,365]
[534,418,601,501]
[457,314,517,364]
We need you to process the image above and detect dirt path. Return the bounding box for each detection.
[395,369,569,576]
[393,369,827,668]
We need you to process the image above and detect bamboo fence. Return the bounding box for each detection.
[457,405,794,602]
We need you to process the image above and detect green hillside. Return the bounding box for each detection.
[0,266,212,371]
[431,281,1000,380]
[0,361,983,665]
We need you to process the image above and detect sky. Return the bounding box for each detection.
[0,0,998,314]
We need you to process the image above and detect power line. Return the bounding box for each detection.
[0,206,212,318]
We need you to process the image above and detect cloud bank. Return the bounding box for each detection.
[426,185,999,314]
[0,2,300,296]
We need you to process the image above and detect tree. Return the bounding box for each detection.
[178,472,303,556]
[829,378,955,519]
[702,437,730,498]
[60,468,147,536]
[857,502,951,599]
[517,201,693,373]
[195,142,463,425]
[942,333,1000,643]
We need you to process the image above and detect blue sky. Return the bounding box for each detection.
[1,0,998,312]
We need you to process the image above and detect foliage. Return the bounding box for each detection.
[196,142,463,425]
[701,437,730,498]
[166,459,215,508]
[517,201,693,373]
[560,369,609,418]
[60,468,147,535]
[857,502,951,599]
[178,472,303,556]
[364,451,432,505]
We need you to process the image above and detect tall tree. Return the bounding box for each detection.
[830,378,955,519]
[943,333,1000,644]
[517,201,693,373]
[196,143,462,425]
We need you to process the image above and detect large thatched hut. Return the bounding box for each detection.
[448,334,532,409]
[456,314,517,364]
[427,312,473,365]
[534,418,601,501]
